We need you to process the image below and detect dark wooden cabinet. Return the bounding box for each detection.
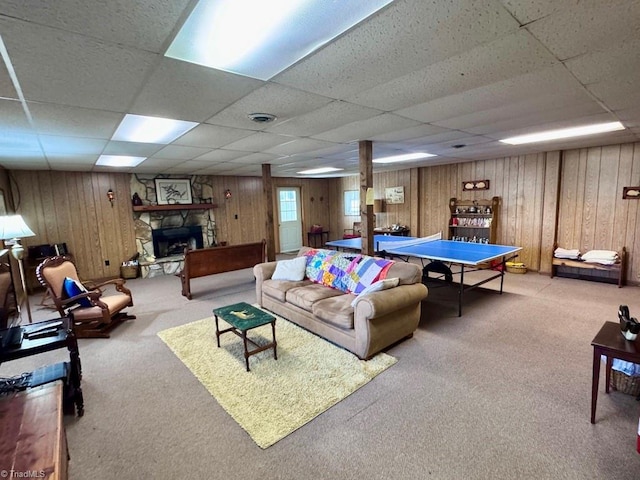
[448,196,499,244]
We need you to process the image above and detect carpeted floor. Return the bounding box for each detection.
[157,314,396,448]
[6,263,640,479]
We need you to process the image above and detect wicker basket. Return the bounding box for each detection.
[505,261,527,274]
[120,265,139,279]
[610,369,640,396]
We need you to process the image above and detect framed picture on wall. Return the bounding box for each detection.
[384,186,404,204]
[155,178,193,205]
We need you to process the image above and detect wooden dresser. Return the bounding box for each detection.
[0,381,68,479]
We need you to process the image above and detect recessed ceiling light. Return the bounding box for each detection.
[297,167,343,175]
[96,155,146,167]
[373,152,436,164]
[248,113,277,123]
[112,114,198,144]
[165,0,395,80]
[500,121,625,145]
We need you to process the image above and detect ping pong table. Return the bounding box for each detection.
[325,235,522,316]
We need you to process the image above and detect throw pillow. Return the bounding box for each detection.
[63,277,92,307]
[351,277,400,307]
[271,256,307,281]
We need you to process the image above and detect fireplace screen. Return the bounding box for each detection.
[152,226,203,258]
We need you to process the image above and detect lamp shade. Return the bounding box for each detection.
[0,215,36,240]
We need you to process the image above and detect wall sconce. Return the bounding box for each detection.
[107,189,115,207]
[224,189,232,200]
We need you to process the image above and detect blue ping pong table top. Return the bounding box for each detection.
[325,236,521,266]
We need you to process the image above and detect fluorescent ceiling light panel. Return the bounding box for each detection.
[500,121,625,145]
[373,152,436,164]
[297,167,343,175]
[112,114,198,144]
[96,155,146,167]
[165,0,395,80]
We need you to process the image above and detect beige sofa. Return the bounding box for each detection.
[253,247,428,359]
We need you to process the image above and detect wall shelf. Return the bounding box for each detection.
[449,196,500,243]
[133,203,217,212]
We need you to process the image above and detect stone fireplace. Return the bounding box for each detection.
[151,226,204,258]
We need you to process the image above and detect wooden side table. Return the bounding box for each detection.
[0,381,68,479]
[307,230,329,248]
[590,321,640,423]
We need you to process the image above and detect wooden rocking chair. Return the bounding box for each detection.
[36,255,135,338]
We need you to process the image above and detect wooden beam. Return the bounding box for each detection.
[359,140,373,256]
[262,164,276,261]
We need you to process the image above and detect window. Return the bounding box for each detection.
[279,189,298,222]
[344,190,360,216]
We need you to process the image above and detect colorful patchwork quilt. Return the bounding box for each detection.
[304,249,394,294]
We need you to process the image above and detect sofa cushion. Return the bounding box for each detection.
[350,277,399,307]
[272,255,307,281]
[63,277,92,307]
[312,295,355,330]
[263,279,311,302]
[286,283,344,311]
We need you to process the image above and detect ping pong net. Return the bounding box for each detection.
[376,231,442,253]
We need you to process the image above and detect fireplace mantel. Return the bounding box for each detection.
[133,203,217,212]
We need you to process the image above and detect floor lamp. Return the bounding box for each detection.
[0,215,36,323]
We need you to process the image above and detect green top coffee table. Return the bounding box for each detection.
[212,302,277,372]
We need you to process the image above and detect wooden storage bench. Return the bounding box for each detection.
[551,246,626,287]
[180,240,266,299]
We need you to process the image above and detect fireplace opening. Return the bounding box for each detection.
[152,226,203,258]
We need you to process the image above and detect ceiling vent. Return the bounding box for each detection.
[248,113,277,123]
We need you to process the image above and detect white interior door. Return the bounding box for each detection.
[278,187,302,253]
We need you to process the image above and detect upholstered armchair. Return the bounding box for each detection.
[36,255,135,338]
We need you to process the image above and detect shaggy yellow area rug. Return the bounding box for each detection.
[158,312,397,448]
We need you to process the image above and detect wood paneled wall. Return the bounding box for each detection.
[557,143,640,282]
[209,175,330,248]
[10,171,136,280]
[6,140,640,285]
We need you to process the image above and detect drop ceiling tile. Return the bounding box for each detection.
[587,78,640,112]
[0,156,48,169]
[103,141,163,157]
[434,97,604,132]
[0,99,32,131]
[481,112,619,140]
[526,0,640,60]
[222,132,295,153]
[396,65,584,123]
[0,17,156,112]
[45,153,98,165]
[347,30,558,111]
[500,0,579,24]
[264,138,338,156]
[267,101,382,137]
[131,58,263,122]
[38,135,107,155]
[193,149,247,162]
[0,0,191,52]
[226,153,279,165]
[136,158,182,169]
[206,83,332,130]
[174,124,255,149]
[28,103,122,139]
[369,124,450,143]
[564,38,640,85]
[0,54,18,99]
[150,145,211,160]
[275,0,519,99]
[313,113,420,143]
